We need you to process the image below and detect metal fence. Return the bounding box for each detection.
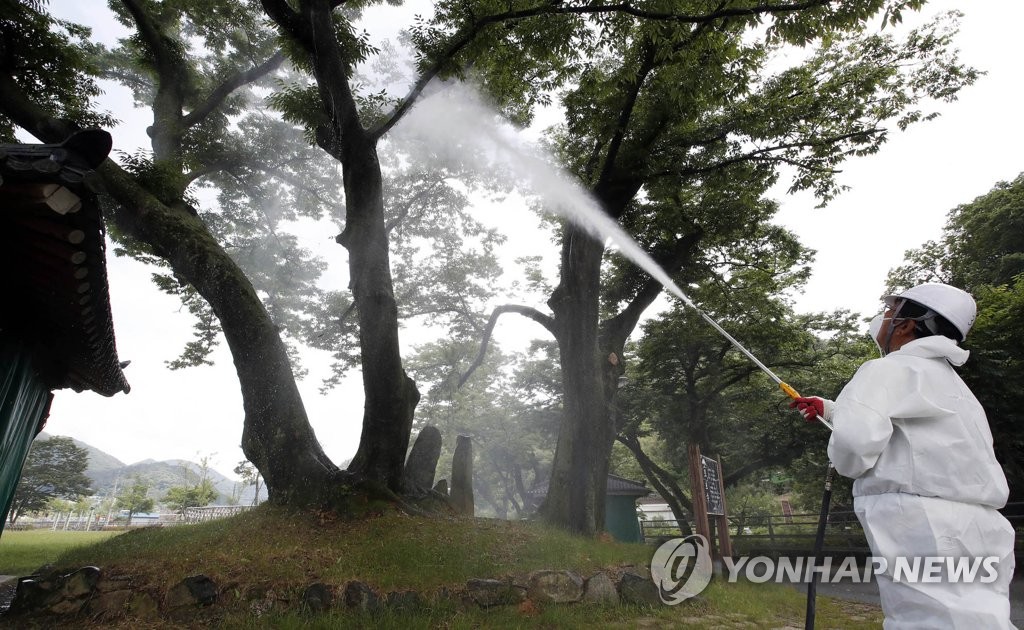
[181,505,253,524]
[640,501,1024,558]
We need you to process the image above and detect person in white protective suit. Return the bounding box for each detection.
[790,283,1017,629]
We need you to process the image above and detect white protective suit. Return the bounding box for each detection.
[828,335,1017,629]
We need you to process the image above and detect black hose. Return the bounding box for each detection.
[805,464,835,630]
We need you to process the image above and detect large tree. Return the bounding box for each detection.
[460,4,977,532]
[0,0,346,504]
[8,436,92,524]
[0,1,501,506]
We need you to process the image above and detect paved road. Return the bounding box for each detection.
[791,574,1024,627]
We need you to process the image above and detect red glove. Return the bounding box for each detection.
[789,396,834,423]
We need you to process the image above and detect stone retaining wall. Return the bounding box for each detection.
[2,564,700,623]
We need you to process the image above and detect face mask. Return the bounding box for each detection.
[868,313,888,357]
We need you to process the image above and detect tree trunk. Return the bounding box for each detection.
[618,434,694,536]
[336,135,419,492]
[540,224,612,534]
[97,166,340,505]
[0,68,343,508]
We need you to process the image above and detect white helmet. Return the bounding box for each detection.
[882,283,977,341]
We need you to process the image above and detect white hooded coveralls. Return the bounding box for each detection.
[828,335,1017,629]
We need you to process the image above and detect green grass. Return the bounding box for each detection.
[0,530,120,576]
[2,506,883,628]
[215,580,882,629]
[50,506,653,592]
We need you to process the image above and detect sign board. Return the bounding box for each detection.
[687,444,733,558]
[701,455,725,516]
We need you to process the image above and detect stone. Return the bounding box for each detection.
[527,570,583,604]
[404,425,443,492]
[8,577,49,614]
[433,479,449,494]
[86,588,132,617]
[61,566,100,598]
[450,435,474,515]
[48,596,85,615]
[342,580,381,611]
[95,575,132,593]
[385,589,423,612]
[618,572,661,607]
[465,578,525,607]
[582,572,619,604]
[127,592,159,619]
[8,566,99,615]
[302,582,333,613]
[166,575,217,608]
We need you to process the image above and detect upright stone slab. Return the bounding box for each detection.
[404,425,442,492]
[450,435,474,515]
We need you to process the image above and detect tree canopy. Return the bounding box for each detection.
[9,436,92,524]
[117,477,156,522]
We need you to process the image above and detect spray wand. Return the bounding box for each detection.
[679,300,834,430]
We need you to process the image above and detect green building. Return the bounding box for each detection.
[1,130,129,534]
[528,474,650,543]
[602,474,651,543]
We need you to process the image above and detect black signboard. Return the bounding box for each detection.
[701,455,725,516]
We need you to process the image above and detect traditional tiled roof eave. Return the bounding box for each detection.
[1,129,129,397]
[605,473,652,497]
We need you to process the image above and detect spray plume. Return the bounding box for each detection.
[392,82,829,428]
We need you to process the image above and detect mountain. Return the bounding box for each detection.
[38,431,126,477]
[35,433,266,507]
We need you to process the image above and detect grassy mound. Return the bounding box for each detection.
[53,506,652,592]
[0,506,883,628]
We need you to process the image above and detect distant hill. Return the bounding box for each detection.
[35,433,266,507]
[39,431,126,476]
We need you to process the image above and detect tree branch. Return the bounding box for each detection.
[617,434,693,535]
[458,304,556,387]
[181,51,286,130]
[586,41,657,184]
[647,128,880,181]
[260,0,304,42]
[385,178,446,233]
[371,0,831,140]
[602,226,704,350]
[120,0,178,78]
[0,72,78,143]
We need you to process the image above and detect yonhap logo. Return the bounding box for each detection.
[650,534,713,604]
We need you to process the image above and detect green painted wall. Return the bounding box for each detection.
[604,495,642,542]
[0,340,51,535]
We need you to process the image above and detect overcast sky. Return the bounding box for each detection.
[40,1,1024,480]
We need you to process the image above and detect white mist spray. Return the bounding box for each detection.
[390,82,698,308]
[391,81,807,403]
